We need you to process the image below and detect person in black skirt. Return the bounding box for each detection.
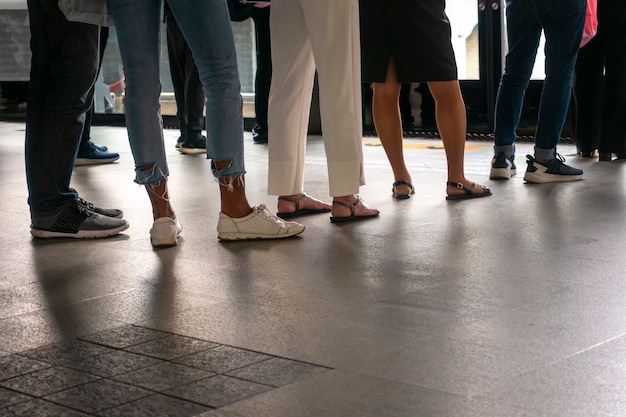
[359,0,491,200]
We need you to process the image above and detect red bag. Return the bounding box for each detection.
[580,0,598,47]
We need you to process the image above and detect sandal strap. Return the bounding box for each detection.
[332,195,361,217]
[446,181,476,194]
[277,192,307,212]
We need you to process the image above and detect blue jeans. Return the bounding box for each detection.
[105,0,245,184]
[25,0,100,221]
[493,0,585,160]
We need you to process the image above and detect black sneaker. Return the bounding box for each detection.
[31,202,129,239]
[179,135,207,154]
[489,152,517,179]
[252,125,268,144]
[523,154,584,183]
[175,136,185,149]
[75,197,123,219]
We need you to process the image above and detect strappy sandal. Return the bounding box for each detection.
[276,192,331,218]
[392,180,416,200]
[445,181,492,200]
[330,195,380,223]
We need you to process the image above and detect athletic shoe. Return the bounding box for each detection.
[217,205,305,240]
[179,135,207,154]
[523,154,584,183]
[30,201,129,239]
[175,136,185,149]
[75,197,123,219]
[150,217,183,247]
[75,141,120,166]
[490,152,517,179]
[252,125,268,144]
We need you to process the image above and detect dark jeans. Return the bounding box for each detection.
[572,0,626,154]
[80,26,110,151]
[252,6,271,133]
[494,0,585,160]
[25,0,99,220]
[165,11,205,141]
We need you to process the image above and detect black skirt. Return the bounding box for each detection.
[359,0,458,83]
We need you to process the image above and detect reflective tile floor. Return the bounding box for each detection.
[2,120,626,416]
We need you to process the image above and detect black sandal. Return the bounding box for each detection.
[392,180,415,200]
[445,181,492,200]
[276,192,331,218]
[330,196,379,223]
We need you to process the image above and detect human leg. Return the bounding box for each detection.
[252,6,272,144]
[165,12,189,146]
[304,0,378,219]
[534,2,585,160]
[169,0,303,238]
[26,0,128,238]
[372,60,414,198]
[427,80,490,199]
[107,0,179,244]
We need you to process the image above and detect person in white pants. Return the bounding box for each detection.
[267,0,379,223]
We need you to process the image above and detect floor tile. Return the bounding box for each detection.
[96,393,212,417]
[226,357,330,388]
[80,325,170,349]
[64,350,164,378]
[164,375,272,408]
[111,361,214,392]
[19,340,114,365]
[0,354,51,380]
[124,334,219,360]
[1,399,91,417]
[173,345,272,374]
[0,366,99,397]
[44,379,151,413]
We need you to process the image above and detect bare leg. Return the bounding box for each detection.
[427,80,489,197]
[140,165,176,221]
[372,60,413,196]
[214,160,253,218]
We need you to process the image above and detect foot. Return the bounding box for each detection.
[392,180,415,199]
[446,179,491,199]
[330,195,380,222]
[217,205,304,240]
[523,154,583,183]
[150,217,182,248]
[277,193,331,217]
[490,152,517,180]
[252,125,268,144]
[30,201,129,239]
[179,135,207,154]
[75,141,120,166]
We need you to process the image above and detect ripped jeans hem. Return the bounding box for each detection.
[133,164,168,186]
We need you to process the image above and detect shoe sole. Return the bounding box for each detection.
[179,148,206,154]
[217,228,304,241]
[523,173,584,183]
[75,156,120,166]
[31,222,129,239]
[489,168,517,180]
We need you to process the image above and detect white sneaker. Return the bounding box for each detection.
[150,217,183,247]
[217,205,305,240]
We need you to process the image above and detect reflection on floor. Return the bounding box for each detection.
[2,121,626,417]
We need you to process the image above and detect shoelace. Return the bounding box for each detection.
[74,199,97,218]
[256,204,284,225]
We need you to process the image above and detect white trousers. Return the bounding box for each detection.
[267,0,365,197]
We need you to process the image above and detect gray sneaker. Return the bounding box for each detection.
[75,197,123,219]
[217,204,305,240]
[31,202,129,239]
[523,154,584,184]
